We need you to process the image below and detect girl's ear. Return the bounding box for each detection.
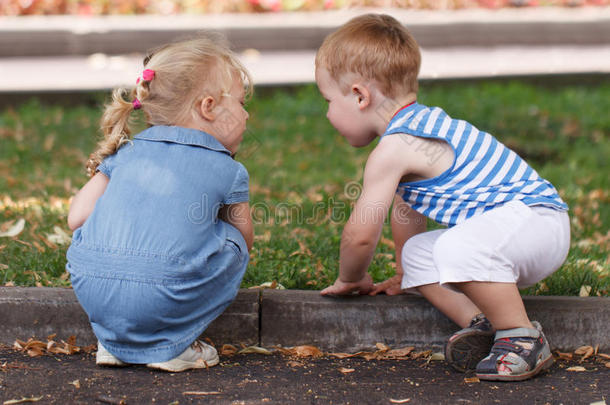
[351,84,371,110]
[197,96,217,121]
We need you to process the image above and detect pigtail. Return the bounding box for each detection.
[86,88,134,177]
[86,72,153,177]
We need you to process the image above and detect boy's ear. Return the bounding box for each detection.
[351,84,371,110]
[197,96,217,121]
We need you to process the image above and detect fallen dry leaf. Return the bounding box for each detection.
[429,352,445,361]
[376,342,390,352]
[328,352,358,359]
[464,376,480,383]
[0,218,25,238]
[359,352,379,361]
[286,360,304,368]
[605,362,610,368]
[45,225,71,245]
[182,391,221,396]
[382,347,415,360]
[291,345,323,358]
[566,366,587,372]
[555,351,573,360]
[249,281,286,290]
[411,350,432,360]
[597,353,610,360]
[13,339,46,358]
[338,367,355,374]
[579,285,592,297]
[380,236,395,250]
[277,345,323,358]
[574,345,593,354]
[328,346,416,361]
[69,379,80,389]
[389,399,411,404]
[289,240,312,257]
[81,344,97,353]
[238,346,273,355]
[220,344,238,356]
[95,396,126,405]
[13,336,85,357]
[1,361,41,371]
[3,397,44,405]
[575,345,595,362]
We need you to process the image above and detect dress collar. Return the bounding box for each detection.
[134,125,231,155]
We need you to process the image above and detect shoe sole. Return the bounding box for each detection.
[96,356,128,367]
[476,354,554,381]
[146,355,220,372]
[445,330,494,372]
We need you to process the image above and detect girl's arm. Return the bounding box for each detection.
[67,172,109,231]
[219,202,254,251]
[370,196,427,295]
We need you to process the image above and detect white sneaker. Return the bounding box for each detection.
[96,342,127,367]
[146,340,219,372]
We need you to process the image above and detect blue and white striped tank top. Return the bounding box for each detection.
[383,102,568,227]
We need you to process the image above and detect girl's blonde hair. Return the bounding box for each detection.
[86,32,252,177]
[315,14,420,99]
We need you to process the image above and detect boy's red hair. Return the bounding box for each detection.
[316,13,421,99]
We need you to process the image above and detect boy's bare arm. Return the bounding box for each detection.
[370,196,427,295]
[67,172,109,231]
[321,140,407,296]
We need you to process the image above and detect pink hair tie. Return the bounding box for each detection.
[135,69,155,85]
[142,69,155,81]
[132,98,142,110]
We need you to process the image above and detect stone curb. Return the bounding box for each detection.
[0,287,259,348]
[1,287,608,352]
[1,7,609,57]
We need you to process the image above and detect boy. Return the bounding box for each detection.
[316,14,570,381]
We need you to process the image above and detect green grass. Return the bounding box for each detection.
[1,80,608,296]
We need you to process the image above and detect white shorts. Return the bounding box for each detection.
[401,200,570,291]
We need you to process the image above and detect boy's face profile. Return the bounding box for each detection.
[315,68,375,148]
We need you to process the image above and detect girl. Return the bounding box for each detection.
[66,33,254,372]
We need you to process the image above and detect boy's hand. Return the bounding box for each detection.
[369,274,404,296]
[320,273,374,296]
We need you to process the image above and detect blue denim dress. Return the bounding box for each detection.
[67,126,250,364]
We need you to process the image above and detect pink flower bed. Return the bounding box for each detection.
[1,0,607,16]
